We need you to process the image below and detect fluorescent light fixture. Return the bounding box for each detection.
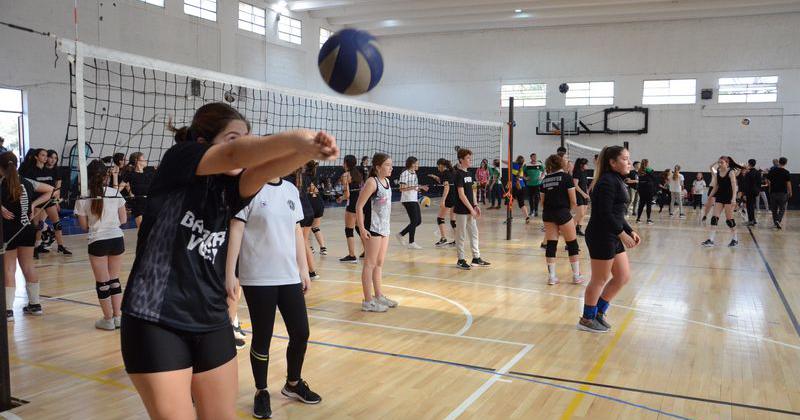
[514,9,523,13]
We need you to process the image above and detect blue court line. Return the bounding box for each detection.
[747,227,800,338]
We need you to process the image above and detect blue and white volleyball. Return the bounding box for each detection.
[318,29,384,95]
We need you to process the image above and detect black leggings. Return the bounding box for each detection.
[526,186,540,214]
[400,201,422,243]
[242,283,309,390]
[637,191,653,220]
[490,183,504,207]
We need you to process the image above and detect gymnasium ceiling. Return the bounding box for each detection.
[287,0,800,36]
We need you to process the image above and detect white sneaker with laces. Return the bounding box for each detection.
[547,276,559,286]
[375,295,398,308]
[361,299,388,312]
[95,318,116,331]
[572,274,585,284]
[407,242,423,250]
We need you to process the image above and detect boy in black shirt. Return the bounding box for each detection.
[766,157,792,228]
[454,149,490,269]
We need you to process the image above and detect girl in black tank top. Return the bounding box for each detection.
[338,155,365,262]
[702,156,741,248]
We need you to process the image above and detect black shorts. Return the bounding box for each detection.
[4,225,36,251]
[120,315,236,374]
[542,209,573,226]
[512,188,526,207]
[584,232,625,261]
[346,192,360,214]
[128,197,147,218]
[368,230,385,237]
[299,213,314,228]
[88,237,125,257]
[310,195,324,218]
[445,195,455,209]
[576,194,589,206]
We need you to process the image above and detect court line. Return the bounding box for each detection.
[316,279,473,336]
[0,411,22,420]
[325,267,800,351]
[559,310,636,419]
[444,344,533,420]
[10,356,133,391]
[748,227,800,338]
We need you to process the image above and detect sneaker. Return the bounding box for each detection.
[646,220,654,225]
[57,245,72,255]
[540,242,547,249]
[253,389,272,419]
[281,380,322,404]
[577,317,609,333]
[572,274,585,284]
[407,242,423,250]
[547,276,559,286]
[375,295,398,308]
[113,316,121,329]
[775,221,782,230]
[525,217,531,224]
[359,252,365,258]
[22,304,42,316]
[456,259,472,270]
[434,238,449,248]
[728,239,739,247]
[701,239,715,247]
[471,258,491,267]
[309,272,320,280]
[361,299,388,312]
[6,310,13,322]
[447,241,456,247]
[235,337,246,350]
[36,244,50,254]
[596,313,612,329]
[576,229,585,237]
[635,219,641,224]
[395,233,405,246]
[339,255,358,264]
[679,214,686,219]
[319,247,328,256]
[95,318,115,331]
[233,324,246,340]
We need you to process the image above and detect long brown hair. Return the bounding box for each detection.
[638,159,649,175]
[87,159,107,217]
[589,145,626,190]
[0,152,22,203]
[672,165,681,180]
[343,154,362,184]
[167,102,250,143]
[545,154,564,174]
[370,153,390,178]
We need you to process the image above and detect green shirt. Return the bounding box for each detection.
[524,162,544,186]
[489,167,501,185]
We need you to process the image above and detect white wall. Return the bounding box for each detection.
[370,13,800,171]
[0,0,336,153]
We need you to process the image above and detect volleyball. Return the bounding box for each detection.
[318,29,384,95]
[421,196,431,207]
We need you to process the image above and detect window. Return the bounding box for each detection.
[501,83,546,107]
[0,88,25,158]
[642,79,696,104]
[718,76,778,103]
[320,27,333,48]
[238,2,266,35]
[137,0,164,6]
[278,15,302,45]
[565,81,614,106]
[184,0,216,21]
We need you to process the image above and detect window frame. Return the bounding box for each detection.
[277,15,303,45]
[238,2,266,35]
[718,76,778,104]
[500,83,547,108]
[642,79,697,105]
[564,81,615,106]
[184,0,217,22]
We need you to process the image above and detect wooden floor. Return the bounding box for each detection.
[4,204,800,419]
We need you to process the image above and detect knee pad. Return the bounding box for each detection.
[710,216,719,226]
[566,239,580,256]
[545,240,558,258]
[108,279,122,296]
[345,227,354,238]
[54,220,62,231]
[96,281,111,300]
[450,220,457,229]
[311,227,320,234]
[726,219,736,228]
[437,217,445,225]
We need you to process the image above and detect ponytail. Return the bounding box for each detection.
[87,160,107,218]
[0,152,22,203]
[589,145,625,191]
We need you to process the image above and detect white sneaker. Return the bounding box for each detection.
[95,318,116,331]
[395,233,405,246]
[361,300,388,312]
[572,274,585,284]
[113,316,121,329]
[547,276,559,286]
[376,295,398,308]
[407,242,423,250]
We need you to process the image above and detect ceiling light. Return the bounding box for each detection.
[514,9,523,13]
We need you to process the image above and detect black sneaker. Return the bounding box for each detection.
[359,252,365,258]
[471,258,491,267]
[309,271,320,280]
[319,247,328,256]
[434,238,448,247]
[775,221,782,230]
[447,241,456,247]
[6,310,13,322]
[339,255,358,264]
[728,239,739,247]
[701,239,715,247]
[281,380,322,404]
[36,244,50,254]
[456,259,472,270]
[57,245,72,255]
[253,389,272,419]
[596,313,612,329]
[234,337,246,351]
[23,304,43,316]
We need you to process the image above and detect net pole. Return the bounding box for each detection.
[74,46,88,198]
[506,97,514,241]
[0,181,10,412]
[560,117,565,148]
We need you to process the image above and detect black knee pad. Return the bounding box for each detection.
[566,239,580,256]
[450,220,456,229]
[311,227,320,234]
[710,216,719,226]
[96,281,111,300]
[54,220,63,231]
[437,217,445,225]
[108,278,122,296]
[545,240,558,258]
[345,227,354,238]
[726,219,736,228]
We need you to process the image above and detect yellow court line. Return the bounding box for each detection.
[11,356,134,391]
[558,310,636,420]
[92,364,125,377]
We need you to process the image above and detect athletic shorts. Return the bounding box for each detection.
[128,197,147,218]
[715,193,733,205]
[512,188,526,207]
[299,213,314,228]
[88,237,125,257]
[4,225,36,251]
[120,314,236,374]
[584,231,625,261]
[368,230,385,237]
[345,192,360,214]
[445,195,455,209]
[542,209,573,226]
[310,195,324,219]
[576,194,589,206]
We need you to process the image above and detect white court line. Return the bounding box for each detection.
[444,345,533,420]
[317,279,473,336]
[326,267,800,351]
[0,411,23,420]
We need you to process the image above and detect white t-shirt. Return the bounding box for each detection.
[399,169,418,202]
[234,180,303,287]
[73,187,126,243]
[692,179,706,194]
[668,174,685,193]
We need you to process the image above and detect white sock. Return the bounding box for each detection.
[709,231,716,242]
[26,283,40,305]
[547,264,556,279]
[5,287,15,310]
[732,232,738,241]
[570,261,580,276]
[232,314,239,327]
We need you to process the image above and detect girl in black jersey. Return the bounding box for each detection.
[119,102,338,420]
[289,167,319,280]
[21,148,71,256]
[2,152,53,321]
[541,154,584,285]
[430,158,456,247]
[121,152,154,228]
[702,156,742,247]
[337,155,365,263]
[305,161,328,256]
[572,158,590,236]
[579,146,641,333]
[635,159,655,224]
